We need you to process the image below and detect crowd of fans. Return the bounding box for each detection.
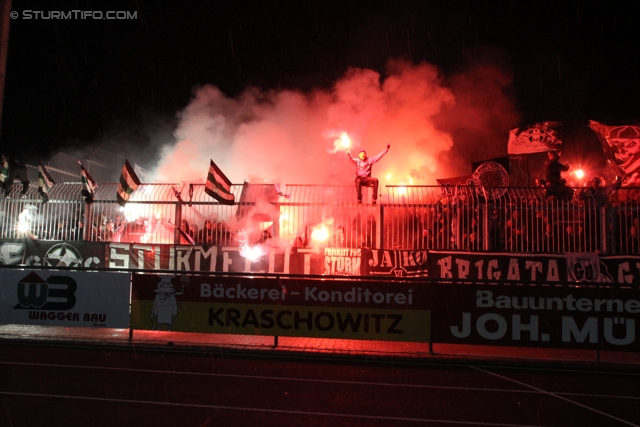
[391,174,637,254]
[177,218,234,245]
[1,170,637,255]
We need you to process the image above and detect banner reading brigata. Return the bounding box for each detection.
[130,274,431,342]
[431,284,640,351]
[428,251,640,283]
[428,251,566,281]
[0,270,130,328]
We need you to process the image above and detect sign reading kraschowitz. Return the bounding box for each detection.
[130,275,431,342]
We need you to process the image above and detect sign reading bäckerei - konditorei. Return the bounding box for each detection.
[0,270,130,328]
[431,284,640,351]
[130,274,431,342]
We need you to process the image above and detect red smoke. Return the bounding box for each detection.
[153,58,519,186]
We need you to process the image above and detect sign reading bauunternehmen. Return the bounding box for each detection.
[431,284,640,352]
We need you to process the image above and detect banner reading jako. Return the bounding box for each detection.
[131,274,431,342]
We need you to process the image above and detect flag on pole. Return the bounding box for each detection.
[588,120,640,187]
[37,162,55,202]
[204,159,234,205]
[436,175,472,197]
[507,121,563,154]
[274,182,290,199]
[471,157,511,200]
[79,161,98,204]
[117,159,141,207]
[167,220,196,245]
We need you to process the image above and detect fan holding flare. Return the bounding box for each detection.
[346,143,390,205]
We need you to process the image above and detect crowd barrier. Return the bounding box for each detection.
[1,183,639,256]
[1,260,638,355]
[2,182,638,358]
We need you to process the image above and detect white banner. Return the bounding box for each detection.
[507,121,563,154]
[588,120,640,187]
[0,270,130,328]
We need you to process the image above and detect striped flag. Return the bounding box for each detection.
[79,162,98,204]
[117,159,141,207]
[204,159,234,205]
[37,162,55,202]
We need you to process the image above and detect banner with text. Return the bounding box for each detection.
[362,249,428,277]
[107,244,326,274]
[428,251,639,284]
[431,283,640,351]
[0,270,130,328]
[130,274,431,342]
[428,251,567,282]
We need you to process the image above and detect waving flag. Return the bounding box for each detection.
[117,159,141,207]
[471,157,511,200]
[507,121,563,154]
[589,120,640,187]
[274,182,290,199]
[436,175,473,197]
[167,220,196,245]
[79,162,98,204]
[204,159,234,205]
[37,162,56,202]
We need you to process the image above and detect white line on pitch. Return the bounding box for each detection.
[1,360,638,401]
[470,366,640,427]
[0,391,547,427]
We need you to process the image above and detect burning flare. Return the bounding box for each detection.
[238,229,266,262]
[311,224,329,243]
[340,132,351,149]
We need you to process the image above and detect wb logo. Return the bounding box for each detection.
[14,272,77,310]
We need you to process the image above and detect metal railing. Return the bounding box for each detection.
[1,181,638,255]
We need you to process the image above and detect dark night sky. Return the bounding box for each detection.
[2,0,639,173]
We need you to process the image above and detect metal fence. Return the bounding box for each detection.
[1,181,638,255]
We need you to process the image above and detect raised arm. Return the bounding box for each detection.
[346,149,357,164]
[369,144,390,164]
